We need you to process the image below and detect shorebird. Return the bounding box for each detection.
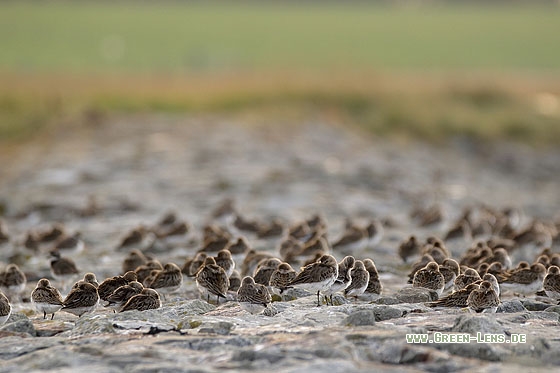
[454,268,481,291]
[253,258,282,286]
[543,265,560,300]
[332,223,368,253]
[287,254,338,307]
[97,271,138,302]
[237,276,272,315]
[61,282,99,317]
[105,281,144,312]
[467,281,500,313]
[269,263,297,295]
[323,256,355,305]
[195,257,229,304]
[363,258,382,297]
[228,270,242,292]
[49,250,79,291]
[412,262,445,296]
[344,260,370,298]
[54,232,85,255]
[120,288,161,312]
[145,263,183,296]
[427,283,479,308]
[183,252,207,277]
[122,249,149,274]
[0,291,11,325]
[500,263,546,295]
[214,250,235,278]
[439,259,460,291]
[398,235,421,263]
[117,226,155,251]
[135,260,163,283]
[0,264,27,301]
[31,278,63,319]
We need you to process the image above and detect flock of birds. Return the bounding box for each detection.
[0,199,560,325]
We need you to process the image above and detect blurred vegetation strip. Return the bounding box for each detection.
[1,71,560,145]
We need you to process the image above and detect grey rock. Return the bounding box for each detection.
[0,313,36,336]
[521,300,555,311]
[505,311,559,323]
[497,299,526,313]
[198,321,235,335]
[0,336,63,360]
[231,348,285,364]
[451,314,505,334]
[368,341,450,365]
[371,296,401,305]
[544,305,560,315]
[434,342,506,362]
[396,287,438,303]
[343,310,376,326]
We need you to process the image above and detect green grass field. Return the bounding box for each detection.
[1,2,560,145]
[1,2,560,72]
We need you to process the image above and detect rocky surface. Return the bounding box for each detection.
[0,116,559,372]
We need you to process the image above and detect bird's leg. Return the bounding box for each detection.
[43,311,47,319]
[316,291,321,307]
[207,294,210,304]
[51,313,55,320]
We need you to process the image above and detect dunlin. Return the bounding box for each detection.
[49,250,79,290]
[0,220,9,245]
[105,281,144,311]
[467,281,500,313]
[241,249,274,277]
[62,282,99,317]
[98,271,138,301]
[413,262,445,296]
[344,260,370,298]
[122,249,149,274]
[332,224,368,253]
[215,250,235,278]
[31,278,63,319]
[117,226,155,251]
[54,232,84,254]
[226,237,250,256]
[500,263,546,294]
[120,288,161,312]
[253,258,282,286]
[146,263,183,295]
[288,254,338,307]
[454,268,481,291]
[257,219,284,239]
[184,252,207,277]
[195,257,229,304]
[323,256,355,305]
[543,265,560,299]
[398,235,420,263]
[75,272,99,288]
[407,254,435,284]
[135,260,163,283]
[228,270,242,292]
[269,262,297,294]
[237,276,272,315]
[444,219,471,241]
[0,291,11,325]
[439,259,460,290]
[427,283,479,308]
[363,258,382,297]
[0,264,27,301]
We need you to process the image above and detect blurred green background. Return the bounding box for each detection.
[1,1,560,144]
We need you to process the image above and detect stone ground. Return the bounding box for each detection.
[0,116,560,372]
